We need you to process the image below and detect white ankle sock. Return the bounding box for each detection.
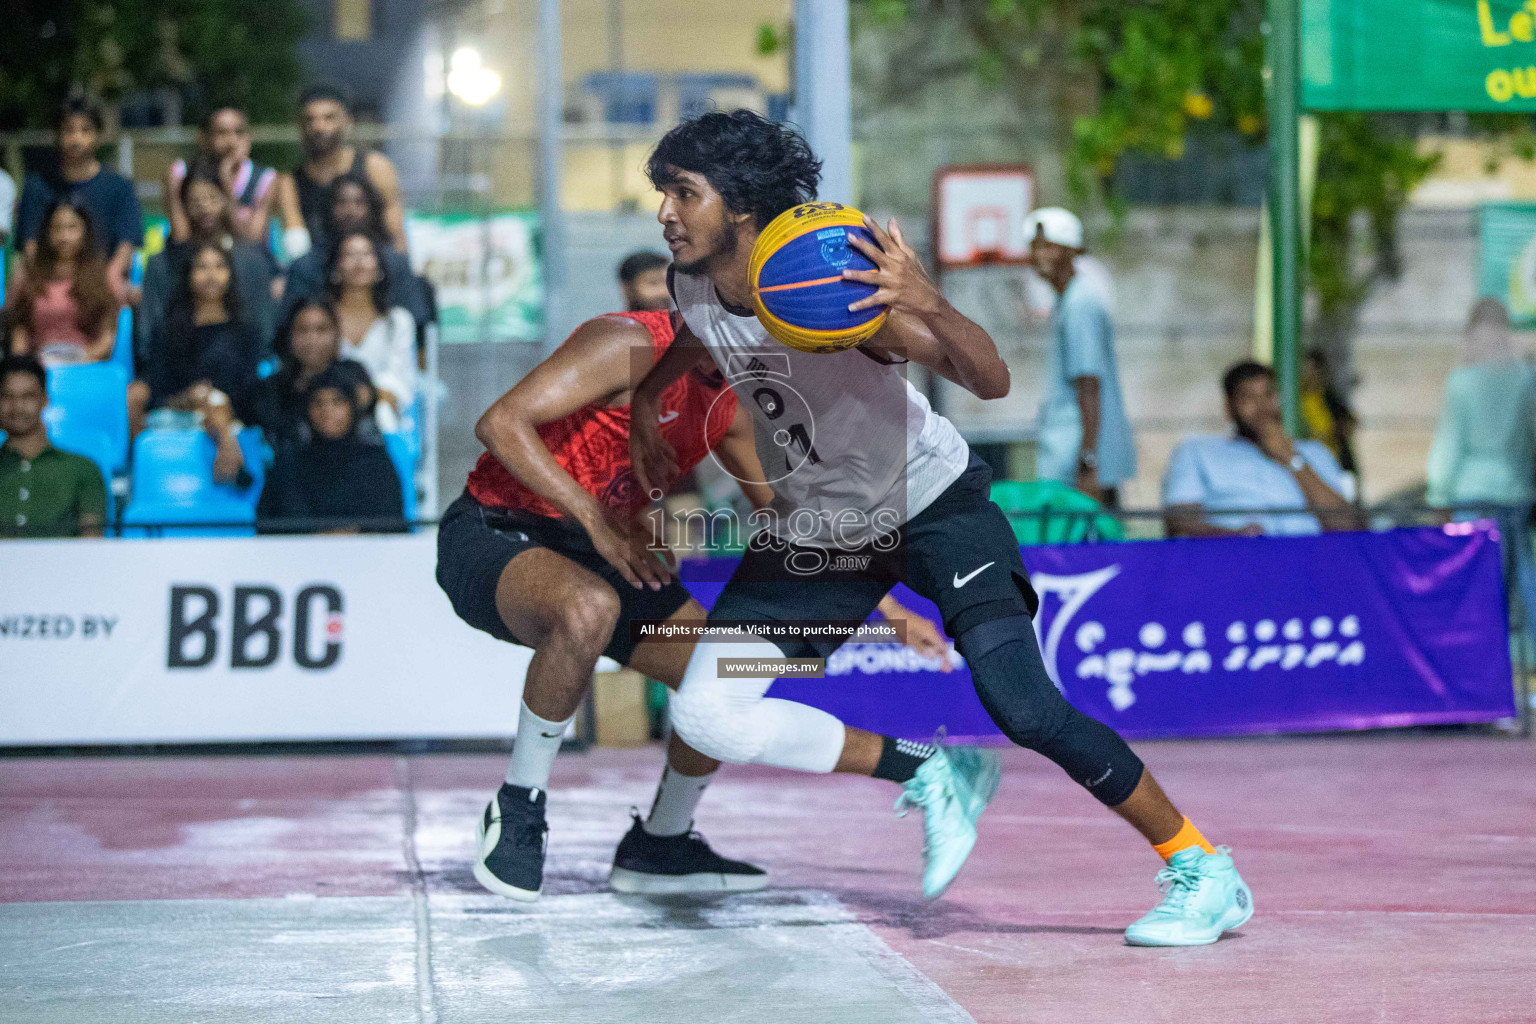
[642,765,714,837]
[505,702,573,789]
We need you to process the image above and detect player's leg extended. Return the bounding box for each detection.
[902,463,1253,942]
[955,610,1252,945]
[654,547,1000,898]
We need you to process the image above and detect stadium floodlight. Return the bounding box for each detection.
[448,47,501,106]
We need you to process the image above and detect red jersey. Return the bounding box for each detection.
[466,310,738,520]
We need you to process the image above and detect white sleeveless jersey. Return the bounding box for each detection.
[673,269,969,546]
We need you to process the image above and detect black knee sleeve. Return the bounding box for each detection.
[958,615,1143,806]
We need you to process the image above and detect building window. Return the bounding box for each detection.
[335,0,371,41]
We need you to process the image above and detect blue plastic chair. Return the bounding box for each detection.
[109,253,144,376]
[121,429,263,537]
[43,363,131,475]
[383,431,417,525]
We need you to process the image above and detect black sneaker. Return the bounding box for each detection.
[608,812,769,894]
[473,783,548,901]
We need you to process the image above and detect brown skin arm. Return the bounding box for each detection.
[1073,375,1103,499]
[475,316,673,589]
[364,152,409,251]
[1252,420,1361,532]
[84,318,116,363]
[241,176,277,247]
[1163,503,1264,539]
[844,216,1010,400]
[631,319,715,494]
[165,164,191,242]
[10,325,28,356]
[275,174,304,232]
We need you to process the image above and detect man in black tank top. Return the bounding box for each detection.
[276,84,408,255]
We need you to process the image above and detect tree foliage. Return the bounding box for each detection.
[0,0,308,130]
[848,0,1524,336]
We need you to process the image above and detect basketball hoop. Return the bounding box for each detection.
[931,165,1035,270]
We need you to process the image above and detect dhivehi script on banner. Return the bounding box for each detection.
[1,525,1515,746]
[692,523,1516,741]
[0,535,532,745]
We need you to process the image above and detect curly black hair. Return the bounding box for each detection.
[647,110,821,228]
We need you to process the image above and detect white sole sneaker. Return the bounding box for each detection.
[609,866,771,895]
[473,805,540,902]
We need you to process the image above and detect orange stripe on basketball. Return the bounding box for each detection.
[755,274,847,294]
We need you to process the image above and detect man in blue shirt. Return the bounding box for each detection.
[1026,207,1135,507]
[14,97,144,283]
[1163,361,1360,537]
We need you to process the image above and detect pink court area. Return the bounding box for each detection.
[3,735,1534,1023]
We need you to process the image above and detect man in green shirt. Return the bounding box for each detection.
[0,355,106,538]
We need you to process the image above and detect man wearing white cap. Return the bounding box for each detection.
[1024,207,1135,506]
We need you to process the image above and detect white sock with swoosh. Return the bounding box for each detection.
[505,701,573,789]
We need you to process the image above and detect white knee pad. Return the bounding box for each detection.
[669,636,846,773]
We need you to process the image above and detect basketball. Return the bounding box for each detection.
[749,202,890,353]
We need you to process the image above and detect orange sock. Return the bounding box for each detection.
[1152,816,1217,861]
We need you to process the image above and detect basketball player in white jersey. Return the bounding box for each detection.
[629,111,1253,945]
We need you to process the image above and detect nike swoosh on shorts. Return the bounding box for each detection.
[952,562,996,588]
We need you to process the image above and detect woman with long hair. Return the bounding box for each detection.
[139,161,276,368]
[136,242,261,481]
[327,228,415,431]
[4,200,121,365]
[251,297,378,451]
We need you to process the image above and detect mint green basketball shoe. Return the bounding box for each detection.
[894,739,1001,899]
[1124,846,1254,946]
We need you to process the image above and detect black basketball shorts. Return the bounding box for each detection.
[708,454,1039,659]
[435,491,693,665]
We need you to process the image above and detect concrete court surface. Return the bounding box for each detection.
[2,735,1534,1023]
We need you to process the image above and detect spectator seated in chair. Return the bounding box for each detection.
[4,200,124,366]
[257,364,404,534]
[129,242,261,485]
[251,298,380,453]
[164,106,278,248]
[14,97,144,287]
[327,229,415,433]
[139,161,276,365]
[1162,360,1361,538]
[278,175,425,325]
[0,354,106,538]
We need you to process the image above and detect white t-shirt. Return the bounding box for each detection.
[672,269,969,547]
[342,306,416,433]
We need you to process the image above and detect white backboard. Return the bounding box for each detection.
[933,165,1035,268]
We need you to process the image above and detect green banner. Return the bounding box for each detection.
[1477,202,1536,325]
[1304,0,1536,111]
[405,211,543,344]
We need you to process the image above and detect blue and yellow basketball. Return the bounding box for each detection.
[749,202,889,354]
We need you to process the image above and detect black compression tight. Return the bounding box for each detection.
[957,614,1143,806]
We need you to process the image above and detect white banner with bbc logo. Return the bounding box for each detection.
[0,535,533,745]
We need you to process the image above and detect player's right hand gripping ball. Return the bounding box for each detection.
[749,202,890,353]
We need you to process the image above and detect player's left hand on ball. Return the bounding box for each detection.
[842,216,942,316]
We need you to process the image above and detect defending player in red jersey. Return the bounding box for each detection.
[437,306,957,900]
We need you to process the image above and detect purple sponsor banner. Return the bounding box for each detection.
[679,523,1515,741]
